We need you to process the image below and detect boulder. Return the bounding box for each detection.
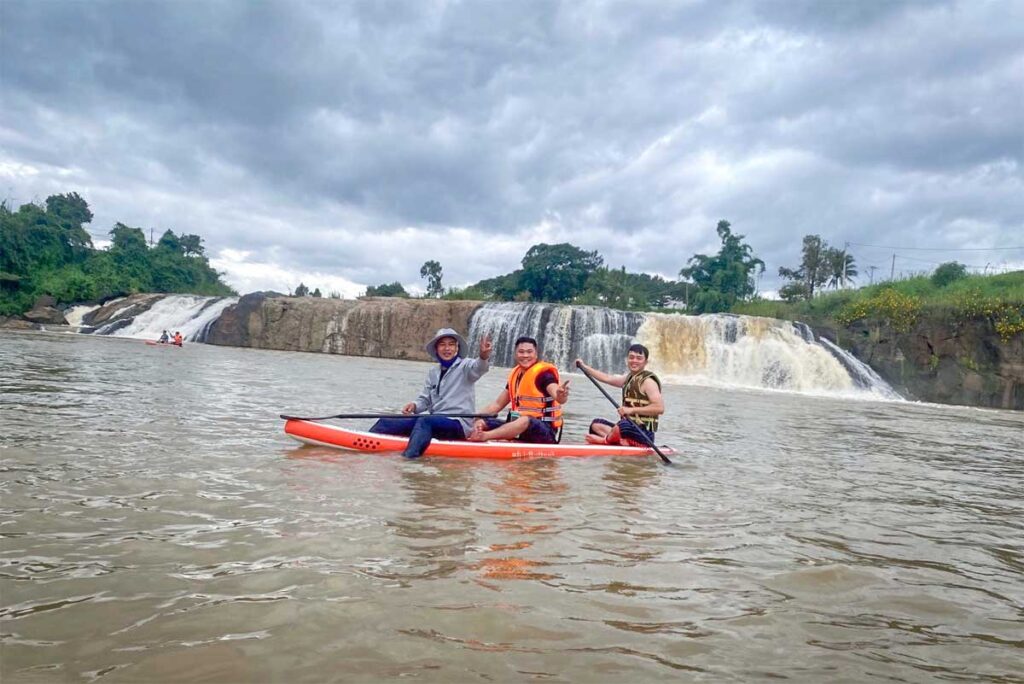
[22,305,68,325]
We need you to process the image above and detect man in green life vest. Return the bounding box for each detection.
[575,344,665,447]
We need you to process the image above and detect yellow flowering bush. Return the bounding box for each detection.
[837,288,921,333]
[950,289,1024,341]
[994,305,1024,341]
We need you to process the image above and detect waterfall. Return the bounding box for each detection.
[469,303,900,399]
[637,313,900,398]
[468,302,644,370]
[63,304,102,330]
[95,295,238,342]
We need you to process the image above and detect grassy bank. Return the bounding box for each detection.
[731,271,1024,341]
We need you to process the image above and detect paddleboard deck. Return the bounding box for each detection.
[284,419,674,460]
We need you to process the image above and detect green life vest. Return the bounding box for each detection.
[622,370,661,433]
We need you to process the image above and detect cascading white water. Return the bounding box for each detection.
[638,313,900,398]
[469,303,900,399]
[62,304,101,330]
[99,295,238,342]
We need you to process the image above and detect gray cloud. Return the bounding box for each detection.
[1,0,1021,293]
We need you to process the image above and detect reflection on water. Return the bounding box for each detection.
[1,330,1022,682]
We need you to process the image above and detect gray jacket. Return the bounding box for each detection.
[413,356,490,435]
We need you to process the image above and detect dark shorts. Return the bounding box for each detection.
[481,416,558,444]
[589,417,654,444]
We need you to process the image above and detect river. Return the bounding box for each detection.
[1,330,1021,682]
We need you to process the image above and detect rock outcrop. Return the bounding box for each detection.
[205,294,483,361]
[83,293,165,334]
[822,319,1023,410]
[21,295,68,325]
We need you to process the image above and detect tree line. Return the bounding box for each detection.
[0,193,235,316]
[354,220,872,314]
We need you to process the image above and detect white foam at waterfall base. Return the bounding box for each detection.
[106,295,238,342]
[637,313,902,401]
[62,304,101,329]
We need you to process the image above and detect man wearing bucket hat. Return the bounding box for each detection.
[369,328,492,458]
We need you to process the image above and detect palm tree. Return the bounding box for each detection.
[828,249,858,289]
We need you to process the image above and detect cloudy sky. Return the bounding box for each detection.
[2,0,1022,297]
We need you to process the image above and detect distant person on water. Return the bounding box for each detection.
[468,336,570,444]
[369,328,492,458]
[159,330,170,343]
[172,331,183,346]
[576,344,664,447]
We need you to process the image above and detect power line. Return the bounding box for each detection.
[893,254,989,269]
[847,241,1024,252]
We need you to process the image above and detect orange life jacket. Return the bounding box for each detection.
[507,362,563,429]
[173,334,183,345]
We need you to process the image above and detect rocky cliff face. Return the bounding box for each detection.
[822,319,1023,410]
[205,294,483,361]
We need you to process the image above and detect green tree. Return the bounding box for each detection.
[577,266,653,309]
[294,282,310,297]
[179,234,204,257]
[366,281,409,297]
[469,271,524,300]
[156,229,182,253]
[109,223,148,253]
[679,220,764,313]
[520,243,603,302]
[826,248,858,290]
[45,192,94,253]
[420,260,444,298]
[931,261,968,287]
[778,235,830,300]
[311,287,322,298]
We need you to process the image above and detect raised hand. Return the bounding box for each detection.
[555,378,571,404]
[479,334,493,361]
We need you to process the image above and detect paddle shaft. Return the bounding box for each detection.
[280,413,496,422]
[574,361,673,465]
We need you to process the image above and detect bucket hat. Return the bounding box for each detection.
[424,327,467,361]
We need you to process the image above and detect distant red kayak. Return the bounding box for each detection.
[284,419,675,460]
[145,341,183,347]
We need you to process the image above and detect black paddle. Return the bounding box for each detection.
[574,360,673,465]
[280,412,497,422]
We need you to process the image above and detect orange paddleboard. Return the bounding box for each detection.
[283,419,673,460]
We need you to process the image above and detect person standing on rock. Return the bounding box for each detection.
[369,328,492,458]
[468,336,570,444]
[575,344,664,447]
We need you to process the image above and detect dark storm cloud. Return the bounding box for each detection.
[1,0,1021,292]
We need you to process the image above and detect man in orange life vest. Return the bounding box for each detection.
[468,336,570,443]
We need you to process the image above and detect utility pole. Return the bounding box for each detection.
[150,228,154,246]
[890,253,896,281]
[868,265,877,285]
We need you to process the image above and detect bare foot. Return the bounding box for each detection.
[467,427,486,442]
